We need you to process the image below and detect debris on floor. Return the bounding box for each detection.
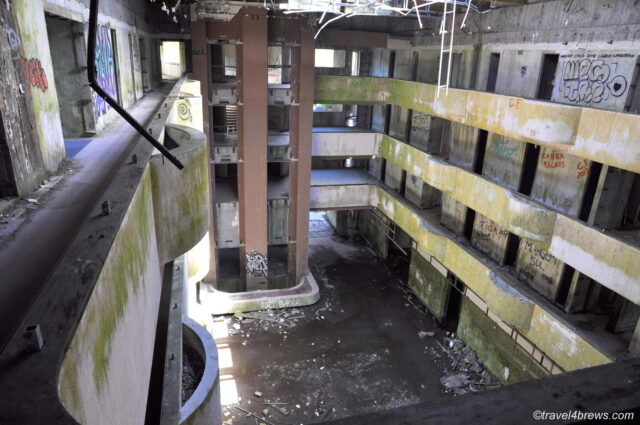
[212,214,501,424]
[436,336,500,396]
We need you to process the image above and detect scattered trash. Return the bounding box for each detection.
[418,331,434,338]
[440,374,470,389]
[438,336,499,395]
[254,391,263,398]
[264,402,289,416]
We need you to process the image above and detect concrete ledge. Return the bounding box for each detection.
[180,317,221,425]
[202,273,321,315]
[316,132,640,305]
[314,76,640,174]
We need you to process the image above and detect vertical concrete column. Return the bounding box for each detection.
[288,23,315,284]
[237,8,269,290]
[192,19,218,284]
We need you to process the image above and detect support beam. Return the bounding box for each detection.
[192,19,218,284]
[237,7,269,290]
[288,22,315,284]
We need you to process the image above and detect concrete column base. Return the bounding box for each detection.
[201,273,320,315]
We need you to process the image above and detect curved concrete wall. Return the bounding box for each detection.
[151,124,210,265]
[57,84,211,425]
[180,317,221,425]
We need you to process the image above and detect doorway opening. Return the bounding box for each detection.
[45,14,96,138]
[486,53,500,93]
[0,111,18,198]
[536,54,559,100]
[160,41,186,79]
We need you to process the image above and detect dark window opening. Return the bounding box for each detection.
[504,234,520,267]
[473,130,488,174]
[536,54,559,100]
[463,208,476,241]
[555,265,576,307]
[486,53,500,93]
[578,162,603,222]
[0,111,17,198]
[518,143,540,196]
[443,273,465,331]
[388,50,396,78]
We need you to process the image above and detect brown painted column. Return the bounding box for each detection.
[237,7,269,290]
[191,19,218,283]
[288,22,315,284]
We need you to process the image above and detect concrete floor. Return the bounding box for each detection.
[213,212,499,425]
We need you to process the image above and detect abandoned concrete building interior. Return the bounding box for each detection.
[2,0,640,424]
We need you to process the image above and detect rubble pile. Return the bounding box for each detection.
[437,335,500,396]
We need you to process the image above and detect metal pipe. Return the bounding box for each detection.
[88,0,184,170]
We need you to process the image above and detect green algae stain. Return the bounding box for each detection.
[90,172,154,391]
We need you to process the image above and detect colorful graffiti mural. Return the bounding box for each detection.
[94,26,118,117]
[18,57,48,93]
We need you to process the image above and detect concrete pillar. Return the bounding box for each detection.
[192,19,218,284]
[237,8,269,290]
[385,161,403,192]
[288,23,315,284]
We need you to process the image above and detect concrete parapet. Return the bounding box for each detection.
[315,76,640,174]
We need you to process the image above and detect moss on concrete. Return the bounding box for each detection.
[457,297,549,385]
[408,249,450,321]
[89,171,153,391]
[151,125,210,264]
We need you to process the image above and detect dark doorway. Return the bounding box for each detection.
[473,130,488,174]
[45,15,94,137]
[486,53,500,93]
[0,111,18,197]
[537,54,559,100]
[128,33,138,101]
[388,50,396,78]
[518,143,540,196]
[443,274,465,331]
[139,37,150,92]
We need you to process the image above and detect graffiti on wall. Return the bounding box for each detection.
[516,240,561,290]
[491,139,519,162]
[576,158,590,179]
[4,24,49,93]
[94,25,118,117]
[554,53,635,108]
[4,27,21,58]
[177,99,192,122]
[18,57,49,93]
[541,151,565,169]
[410,111,431,143]
[246,250,268,278]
